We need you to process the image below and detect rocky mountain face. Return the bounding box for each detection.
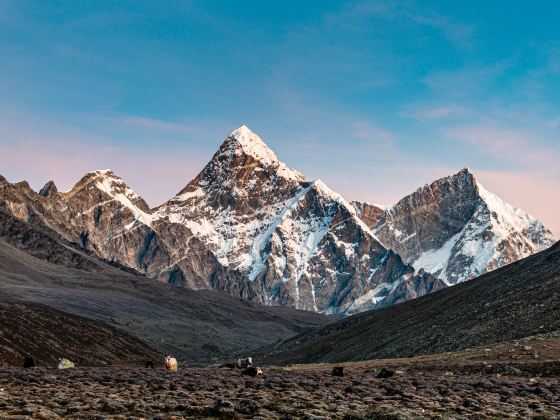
[354,169,555,285]
[351,201,385,229]
[0,126,443,314]
[152,126,444,313]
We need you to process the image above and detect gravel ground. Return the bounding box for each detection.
[0,364,559,419]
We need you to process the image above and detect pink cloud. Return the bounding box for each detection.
[0,110,226,207]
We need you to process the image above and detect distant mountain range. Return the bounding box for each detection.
[0,125,554,314]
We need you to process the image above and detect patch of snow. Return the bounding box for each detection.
[413,231,462,285]
[314,179,386,245]
[403,232,417,242]
[91,172,155,228]
[176,188,205,201]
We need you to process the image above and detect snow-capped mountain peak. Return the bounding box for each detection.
[368,168,555,285]
[61,169,152,229]
[151,126,442,312]
[227,125,280,166]
[3,126,552,317]
[218,125,305,182]
[475,180,543,231]
[64,169,142,202]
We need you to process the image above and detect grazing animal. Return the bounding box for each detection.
[23,356,34,368]
[236,357,253,369]
[165,356,178,372]
[377,368,394,379]
[242,366,263,377]
[145,360,154,369]
[57,358,75,369]
[332,366,344,377]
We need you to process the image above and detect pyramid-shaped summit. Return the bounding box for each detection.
[150,126,444,313]
[201,124,306,184]
[370,168,555,284]
[226,125,282,166]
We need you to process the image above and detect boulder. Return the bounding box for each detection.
[57,358,75,369]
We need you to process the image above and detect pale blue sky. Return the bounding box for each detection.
[0,1,559,235]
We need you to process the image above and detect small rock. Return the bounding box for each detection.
[235,399,259,415]
[332,366,344,377]
[377,368,394,379]
[504,366,522,375]
[57,358,75,369]
[66,403,81,414]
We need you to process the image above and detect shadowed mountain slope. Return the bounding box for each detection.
[261,240,560,365]
[0,298,162,367]
[0,216,331,363]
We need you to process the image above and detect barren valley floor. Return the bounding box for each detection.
[1,334,559,419]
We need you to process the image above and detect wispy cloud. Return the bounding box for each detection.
[343,0,476,49]
[402,106,464,122]
[423,61,513,97]
[443,125,558,168]
[351,121,395,145]
[119,116,197,134]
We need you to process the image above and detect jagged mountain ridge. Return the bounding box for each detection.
[0,126,443,314]
[354,168,555,285]
[153,126,444,313]
[1,127,554,313]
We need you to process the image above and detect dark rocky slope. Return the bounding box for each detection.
[0,298,161,367]
[0,222,331,363]
[261,240,560,365]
